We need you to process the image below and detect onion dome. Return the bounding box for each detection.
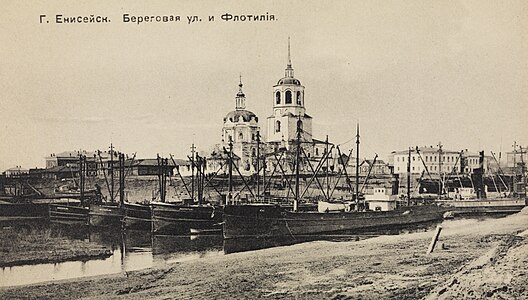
[224,110,258,123]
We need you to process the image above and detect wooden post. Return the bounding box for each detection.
[427,225,443,254]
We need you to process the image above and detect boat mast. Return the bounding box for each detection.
[407,147,411,206]
[228,137,233,204]
[119,153,125,205]
[438,142,443,200]
[191,143,195,202]
[355,123,360,209]
[110,143,114,202]
[79,154,85,206]
[294,117,302,212]
[519,146,526,197]
[326,135,329,198]
[256,131,260,201]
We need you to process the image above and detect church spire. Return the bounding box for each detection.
[285,37,294,78]
[235,74,246,110]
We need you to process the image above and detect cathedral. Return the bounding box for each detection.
[221,78,260,173]
[209,40,332,176]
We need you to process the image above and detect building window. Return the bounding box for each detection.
[315,148,319,156]
[276,91,281,104]
[397,157,399,162]
[297,91,302,105]
[275,120,281,133]
[285,91,292,104]
[238,132,243,141]
[252,148,256,157]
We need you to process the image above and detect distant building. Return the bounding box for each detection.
[45,150,99,177]
[460,150,496,174]
[4,166,29,177]
[41,165,79,180]
[220,78,260,174]
[391,146,461,175]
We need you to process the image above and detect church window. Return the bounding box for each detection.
[238,132,243,141]
[276,91,281,104]
[275,120,281,133]
[252,148,256,157]
[315,148,319,156]
[297,91,302,105]
[285,91,292,104]
[297,120,303,131]
[252,133,255,141]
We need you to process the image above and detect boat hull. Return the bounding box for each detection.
[437,198,527,215]
[49,204,89,225]
[151,202,223,235]
[88,204,123,228]
[223,204,447,239]
[122,202,152,231]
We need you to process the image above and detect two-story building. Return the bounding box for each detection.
[391,146,461,175]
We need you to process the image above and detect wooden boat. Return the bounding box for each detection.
[49,203,89,225]
[437,197,526,215]
[223,203,447,239]
[122,202,152,231]
[151,202,223,235]
[88,204,123,227]
[88,151,128,228]
[224,122,451,239]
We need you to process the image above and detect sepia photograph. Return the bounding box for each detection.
[1,1,527,299]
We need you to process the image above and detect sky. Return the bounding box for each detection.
[1,0,527,171]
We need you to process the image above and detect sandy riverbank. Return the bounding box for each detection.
[1,209,527,299]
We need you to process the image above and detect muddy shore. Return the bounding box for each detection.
[1,210,527,299]
[0,227,111,268]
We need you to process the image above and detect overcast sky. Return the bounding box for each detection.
[1,0,527,171]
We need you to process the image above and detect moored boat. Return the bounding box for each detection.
[223,203,446,239]
[122,202,152,230]
[88,204,123,227]
[437,197,527,215]
[49,203,89,225]
[151,202,223,235]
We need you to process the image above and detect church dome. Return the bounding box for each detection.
[224,110,258,123]
[277,77,301,85]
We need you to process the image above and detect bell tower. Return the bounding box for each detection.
[266,38,312,145]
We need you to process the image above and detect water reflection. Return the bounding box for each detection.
[1,219,443,287]
[0,227,223,287]
[224,220,441,254]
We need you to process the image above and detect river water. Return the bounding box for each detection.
[0,219,452,287]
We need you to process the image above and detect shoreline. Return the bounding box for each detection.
[1,209,527,299]
[0,227,112,268]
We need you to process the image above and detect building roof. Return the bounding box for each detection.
[5,167,29,172]
[277,77,301,85]
[44,165,78,173]
[362,159,386,166]
[126,158,191,167]
[392,146,460,155]
[224,110,258,123]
